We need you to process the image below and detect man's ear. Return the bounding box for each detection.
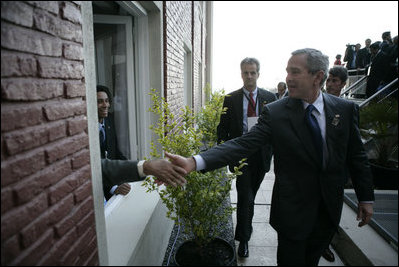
[314,70,324,87]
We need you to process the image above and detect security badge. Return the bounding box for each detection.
[332,114,340,126]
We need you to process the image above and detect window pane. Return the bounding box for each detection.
[94,23,130,158]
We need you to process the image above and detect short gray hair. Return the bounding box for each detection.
[291,48,329,86]
[240,57,260,72]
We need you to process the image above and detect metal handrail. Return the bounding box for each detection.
[347,68,366,75]
[340,75,368,97]
[359,78,398,108]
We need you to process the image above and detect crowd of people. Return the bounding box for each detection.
[340,31,398,98]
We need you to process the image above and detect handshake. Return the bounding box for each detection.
[142,152,197,187]
[101,152,197,187]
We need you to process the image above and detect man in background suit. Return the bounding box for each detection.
[97,85,131,201]
[276,82,289,99]
[356,38,371,69]
[217,57,276,258]
[166,48,374,266]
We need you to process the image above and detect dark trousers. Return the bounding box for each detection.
[276,203,336,266]
[234,156,266,242]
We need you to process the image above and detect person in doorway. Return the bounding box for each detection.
[217,57,276,258]
[166,48,374,266]
[97,85,131,202]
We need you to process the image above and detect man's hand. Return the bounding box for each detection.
[357,202,373,227]
[164,152,196,173]
[114,183,131,195]
[144,159,187,187]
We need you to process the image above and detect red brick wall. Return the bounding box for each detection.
[164,1,208,116]
[1,1,98,265]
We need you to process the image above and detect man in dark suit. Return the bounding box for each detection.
[356,38,371,69]
[166,48,374,266]
[366,42,392,98]
[97,85,130,200]
[217,57,276,258]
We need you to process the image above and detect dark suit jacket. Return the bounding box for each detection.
[366,50,392,97]
[101,114,127,200]
[217,88,277,172]
[101,159,144,191]
[201,93,374,240]
[356,47,371,68]
[101,115,127,161]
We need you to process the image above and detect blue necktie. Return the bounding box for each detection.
[305,105,323,164]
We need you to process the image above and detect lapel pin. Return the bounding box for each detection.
[332,114,340,126]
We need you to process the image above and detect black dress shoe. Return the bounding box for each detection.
[321,247,335,262]
[237,241,249,258]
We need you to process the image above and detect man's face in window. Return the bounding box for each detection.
[97,91,110,122]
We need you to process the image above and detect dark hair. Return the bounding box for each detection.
[240,57,260,72]
[370,42,380,50]
[277,82,287,89]
[382,31,391,40]
[96,85,112,104]
[329,66,348,83]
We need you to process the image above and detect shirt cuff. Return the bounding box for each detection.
[193,155,206,171]
[137,160,146,177]
[110,185,117,194]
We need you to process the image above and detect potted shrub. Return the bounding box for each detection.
[143,87,246,266]
[359,98,398,189]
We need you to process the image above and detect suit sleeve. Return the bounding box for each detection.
[101,159,143,187]
[346,103,375,201]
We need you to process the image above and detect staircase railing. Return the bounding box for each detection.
[359,78,398,108]
[340,75,368,98]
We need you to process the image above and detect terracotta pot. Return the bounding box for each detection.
[174,237,235,266]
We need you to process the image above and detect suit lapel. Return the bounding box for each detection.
[287,98,320,165]
[234,89,244,133]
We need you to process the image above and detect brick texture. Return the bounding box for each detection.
[1,1,209,266]
[164,2,207,117]
[1,1,97,266]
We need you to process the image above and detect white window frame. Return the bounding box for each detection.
[93,14,138,161]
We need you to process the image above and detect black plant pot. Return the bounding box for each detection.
[174,237,235,266]
[369,162,398,189]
